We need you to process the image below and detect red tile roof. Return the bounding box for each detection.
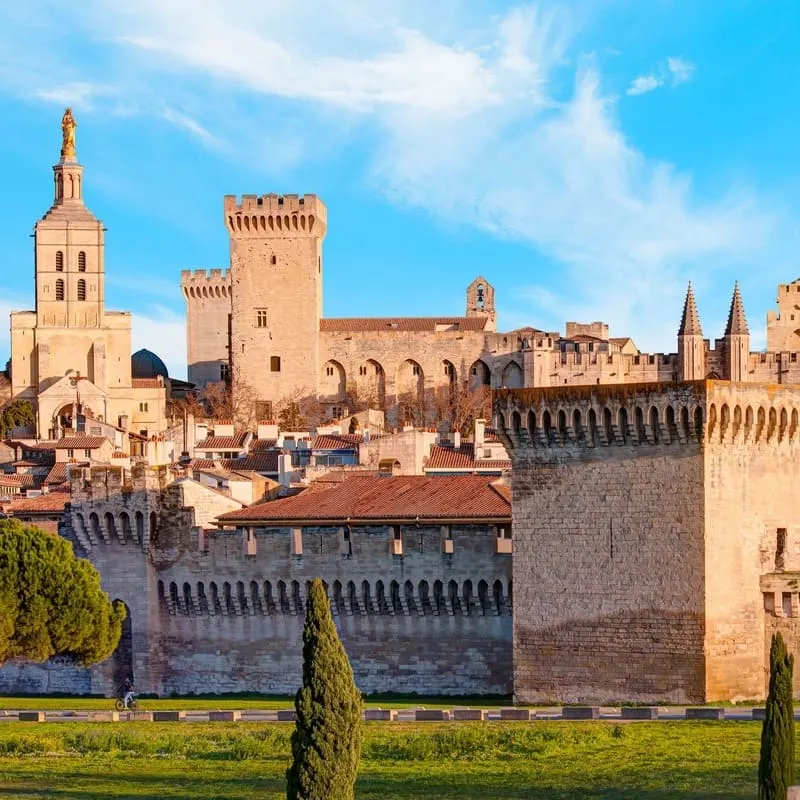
[250,438,277,451]
[197,432,248,450]
[217,474,510,525]
[44,462,89,485]
[425,444,511,472]
[226,453,279,473]
[311,434,362,450]
[187,453,279,474]
[0,474,23,488]
[53,437,108,450]
[320,317,489,333]
[6,487,70,514]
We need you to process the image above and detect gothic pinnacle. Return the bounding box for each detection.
[678,282,703,337]
[724,281,750,336]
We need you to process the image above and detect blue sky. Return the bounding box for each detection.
[0,1,798,379]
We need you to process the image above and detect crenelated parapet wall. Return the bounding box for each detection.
[181,268,231,302]
[68,464,170,553]
[494,381,706,455]
[224,193,327,238]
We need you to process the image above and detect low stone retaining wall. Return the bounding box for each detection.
[0,706,778,723]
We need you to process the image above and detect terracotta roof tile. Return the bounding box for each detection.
[311,434,362,450]
[217,474,510,524]
[132,378,163,388]
[224,453,279,473]
[0,475,23,487]
[197,432,248,450]
[44,462,89,485]
[425,444,511,472]
[250,438,277,451]
[53,437,108,450]
[320,317,489,333]
[7,487,70,514]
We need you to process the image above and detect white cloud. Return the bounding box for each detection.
[626,74,663,96]
[162,107,218,148]
[667,56,696,85]
[36,81,114,108]
[627,56,695,97]
[0,2,779,354]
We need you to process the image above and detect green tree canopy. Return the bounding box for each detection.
[0,400,35,437]
[759,631,796,800]
[0,519,125,666]
[286,577,363,800]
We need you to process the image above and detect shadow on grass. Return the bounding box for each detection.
[0,767,755,800]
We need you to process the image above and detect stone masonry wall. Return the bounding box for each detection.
[154,522,512,695]
[9,463,513,696]
[497,382,707,703]
[703,381,800,700]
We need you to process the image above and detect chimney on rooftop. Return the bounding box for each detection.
[475,418,486,450]
[453,431,461,449]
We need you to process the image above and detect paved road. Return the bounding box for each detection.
[0,706,774,723]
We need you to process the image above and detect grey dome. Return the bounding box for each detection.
[131,349,169,380]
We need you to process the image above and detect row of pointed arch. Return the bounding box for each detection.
[159,577,512,618]
[227,213,316,233]
[708,402,800,444]
[74,510,156,547]
[184,284,230,300]
[499,403,705,448]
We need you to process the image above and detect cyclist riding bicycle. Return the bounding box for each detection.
[121,677,135,709]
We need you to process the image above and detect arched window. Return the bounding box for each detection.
[78,251,86,272]
[77,279,86,301]
[55,251,64,272]
[197,583,209,615]
[55,279,64,301]
[476,284,485,308]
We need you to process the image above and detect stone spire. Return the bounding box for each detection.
[724,282,749,336]
[678,282,703,337]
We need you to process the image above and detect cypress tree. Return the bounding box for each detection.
[0,519,125,665]
[759,631,795,800]
[286,578,363,800]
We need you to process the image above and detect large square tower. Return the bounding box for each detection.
[496,380,800,703]
[225,194,326,418]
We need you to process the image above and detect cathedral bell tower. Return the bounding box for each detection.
[34,107,105,330]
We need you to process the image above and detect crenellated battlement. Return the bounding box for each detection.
[494,381,706,451]
[181,269,231,302]
[223,193,327,237]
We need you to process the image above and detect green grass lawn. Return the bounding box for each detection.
[0,720,768,799]
[0,695,509,711]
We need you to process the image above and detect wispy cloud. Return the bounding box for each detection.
[627,56,696,97]
[36,81,114,108]
[162,107,218,148]
[0,2,779,353]
[627,74,663,96]
[667,56,696,85]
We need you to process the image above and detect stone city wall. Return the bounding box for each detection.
[496,382,708,704]
[703,381,800,700]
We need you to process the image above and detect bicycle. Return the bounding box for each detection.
[114,694,138,711]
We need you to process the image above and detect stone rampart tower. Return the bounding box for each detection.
[225,194,327,415]
[181,269,231,388]
[495,380,800,704]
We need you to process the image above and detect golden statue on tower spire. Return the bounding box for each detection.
[60,107,76,159]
